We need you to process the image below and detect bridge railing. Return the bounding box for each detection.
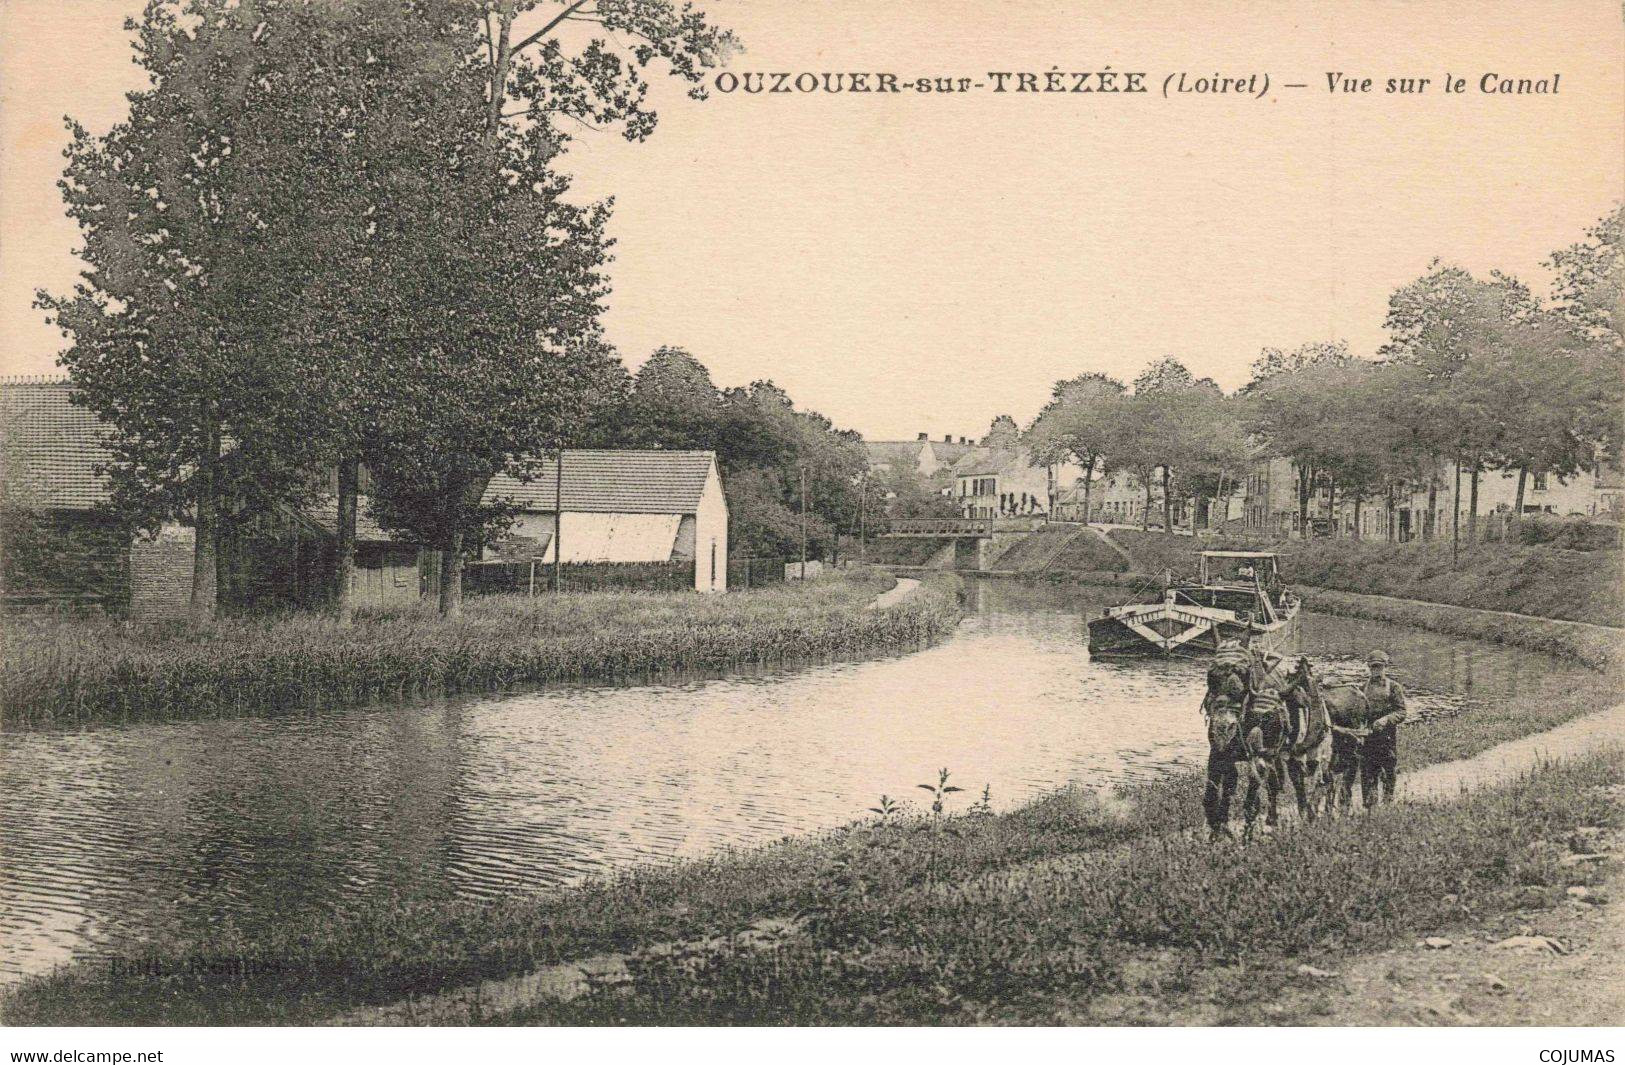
[876,517,1050,536]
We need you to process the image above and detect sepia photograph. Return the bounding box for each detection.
[0,0,1621,1053]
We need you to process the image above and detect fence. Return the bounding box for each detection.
[727,556,786,590]
[463,559,693,596]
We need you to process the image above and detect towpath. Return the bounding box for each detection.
[866,576,921,610]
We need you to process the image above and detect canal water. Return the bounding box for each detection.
[0,579,1607,983]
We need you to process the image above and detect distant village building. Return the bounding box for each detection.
[950,447,1083,519]
[863,433,974,481]
[1240,453,1620,541]
[484,450,728,593]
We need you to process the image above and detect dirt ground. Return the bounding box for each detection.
[1273,813,1623,1026]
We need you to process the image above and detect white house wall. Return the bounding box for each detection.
[694,464,728,592]
[510,511,683,564]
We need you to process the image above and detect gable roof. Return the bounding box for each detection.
[864,441,927,468]
[950,447,1022,477]
[0,377,113,509]
[929,440,975,464]
[485,450,717,514]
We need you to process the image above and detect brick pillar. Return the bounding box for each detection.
[130,523,195,620]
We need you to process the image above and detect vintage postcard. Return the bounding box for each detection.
[0,0,1621,1056]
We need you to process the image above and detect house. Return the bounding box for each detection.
[483,449,728,592]
[950,447,1083,519]
[1,376,432,616]
[1238,452,1622,542]
[864,433,975,482]
[1,377,133,611]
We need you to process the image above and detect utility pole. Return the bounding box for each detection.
[799,465,808,580]
[554,444,564,593]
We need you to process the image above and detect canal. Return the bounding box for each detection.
[0,578,1606,983]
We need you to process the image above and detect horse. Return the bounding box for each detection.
[1202,668,1290,840]
[1275,657,1336,820]
[1204,650,1331,837]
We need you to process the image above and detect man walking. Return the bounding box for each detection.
[1358,650,1408,806]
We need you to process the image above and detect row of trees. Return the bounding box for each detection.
[1024,206,1623,541]
[615,348,867,560]
[1027,359,1248,534]
[44,0,739,623]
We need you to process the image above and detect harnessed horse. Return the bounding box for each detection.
[1203,651,1332,837]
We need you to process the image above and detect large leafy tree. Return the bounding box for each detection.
[1548,204,1623,355]
[1025,372,1127,524]
[1380,266,1539,546]
[39,0,398,623]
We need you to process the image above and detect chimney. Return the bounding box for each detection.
[944,434,953,443]
[917,432,928,441]
[960,436,968,445]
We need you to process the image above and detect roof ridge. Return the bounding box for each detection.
[0,374,72,386]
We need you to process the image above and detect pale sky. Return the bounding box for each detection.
[2,0,1621,440]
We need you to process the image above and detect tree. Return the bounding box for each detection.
[1243,343,1366,538]
[1548,204,1623,355]
[980,414,1019,448]
[1025,372,1127,524]
[39,0,399,623]
[1123,357,1224,536]
[1381,266,1539,548]
[360,0,737,617]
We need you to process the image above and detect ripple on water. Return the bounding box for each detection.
[0,579,1606,982]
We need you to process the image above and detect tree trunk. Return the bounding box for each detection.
[335,456,358,627]
[1161,467,1173,538]
[1297,465,1311,540]
[1451,459,1462,568]
[1081,454,1094,525]
[1425,468,1438,541]
[1466,465,1480,548]
[189,422,220,625]
[1513,467,1528,527]
[1142,476,1152,531]
[1327,481,1338,538]
[438,529,464,619]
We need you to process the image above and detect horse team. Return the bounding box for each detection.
[1203,642,1409,840]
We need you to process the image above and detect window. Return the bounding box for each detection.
[1532,472,1549,491]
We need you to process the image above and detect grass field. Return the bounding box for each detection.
[0,570,963,728]
[1107,530,1624,627]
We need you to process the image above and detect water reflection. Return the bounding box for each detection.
[0,579,1604,982]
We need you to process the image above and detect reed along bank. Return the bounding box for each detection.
[0,570,963,728]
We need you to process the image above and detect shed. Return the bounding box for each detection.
[484,450,728,592]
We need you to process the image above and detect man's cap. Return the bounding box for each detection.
[1367,650,1391,665]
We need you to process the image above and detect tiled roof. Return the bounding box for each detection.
[485,450,717,514]
[0,378,112,509]
[950,447,1021,477]
[864,441,927,468]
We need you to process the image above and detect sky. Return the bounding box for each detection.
[1,0,1620,441]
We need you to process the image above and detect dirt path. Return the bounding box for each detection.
[866,576,920,610]
[1265,804,1624,1026]
[1401,703,1625,800]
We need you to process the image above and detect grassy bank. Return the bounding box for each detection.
[0,570,963,728]
[5,748,1615,1026]
[1107,530,1624,627]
